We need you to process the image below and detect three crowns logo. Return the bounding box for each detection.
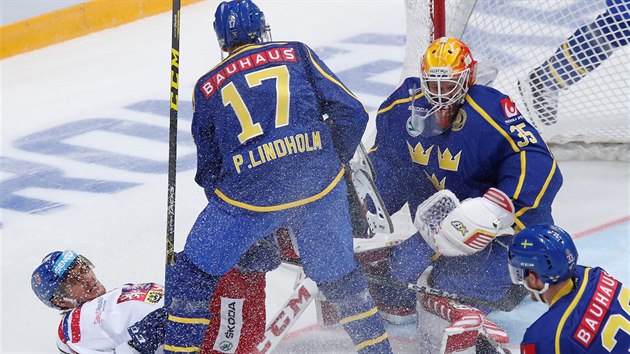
[425,172,446,190]
[438,147,461,171]
[407,141,433,166]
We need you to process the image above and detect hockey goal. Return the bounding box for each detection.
[402,0,629,161]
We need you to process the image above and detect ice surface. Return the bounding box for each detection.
[1,1,628,352]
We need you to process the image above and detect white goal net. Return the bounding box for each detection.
[403,0,630,160]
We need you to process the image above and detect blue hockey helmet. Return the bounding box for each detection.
[508,224,578,286]
[31,250,90,309]
[213,0,271,52]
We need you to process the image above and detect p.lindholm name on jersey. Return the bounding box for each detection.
[232,131,322,173]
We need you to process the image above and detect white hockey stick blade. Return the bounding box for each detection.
[349,143,375,178]
[352,169,394,234]
[255,278,319,354]
[353,231,414,255]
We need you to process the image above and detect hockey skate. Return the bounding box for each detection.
[517,70,559,127]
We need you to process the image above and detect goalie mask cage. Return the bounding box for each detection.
[403,0,629,161]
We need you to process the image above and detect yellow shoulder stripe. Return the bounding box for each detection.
[555,267,590,354]
[465,95,520,153]
[466,95,558,220]
[305,48,367,114]
[215,167,345,212]
[549,279,575,307]
[377,91,424,115]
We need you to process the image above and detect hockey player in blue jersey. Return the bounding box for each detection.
[508,224,630,353]
[364,36,563,353]
[163,1,392,353]
[519,0,630,125]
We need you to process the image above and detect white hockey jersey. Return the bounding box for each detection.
[56,283,164,354]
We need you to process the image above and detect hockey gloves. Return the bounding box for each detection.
[415,188,515,257]
[127,307,166,354]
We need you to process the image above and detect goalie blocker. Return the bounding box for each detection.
[415,188,515,257]
[315,188,519,352]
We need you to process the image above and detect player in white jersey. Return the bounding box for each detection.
[31,250,165,353]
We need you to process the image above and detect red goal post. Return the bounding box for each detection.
[402,0,629,161]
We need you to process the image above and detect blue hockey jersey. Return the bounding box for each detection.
[521,266,630,353]
[192,41,367,211]
[370,77,563,230]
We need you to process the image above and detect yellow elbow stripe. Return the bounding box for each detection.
[167,314,211,325]
[355,333,389,351]
[562,42,588,76]
[163,345,201,353]
[339,307,379,325]
[548,57,569,89]
[514,158,557,219]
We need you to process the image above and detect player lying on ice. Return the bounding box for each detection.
[340,36,563,354]
[31,249,270,354]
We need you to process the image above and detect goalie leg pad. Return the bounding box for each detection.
[419,295,509,354]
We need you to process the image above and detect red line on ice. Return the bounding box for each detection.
[573,215,630,239]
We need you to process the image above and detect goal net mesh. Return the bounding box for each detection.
[402,0,629,160]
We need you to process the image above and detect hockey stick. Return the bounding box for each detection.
[365,273,526,312]
[279,256,521,313]
[255,276,319,353]
[349,143,393,235]
[165,0,181,266]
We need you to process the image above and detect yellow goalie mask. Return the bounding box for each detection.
[419,37,477,129]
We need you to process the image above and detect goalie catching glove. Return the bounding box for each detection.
[414,188,515,257]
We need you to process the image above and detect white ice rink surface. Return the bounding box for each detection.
[2,1,629,352]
